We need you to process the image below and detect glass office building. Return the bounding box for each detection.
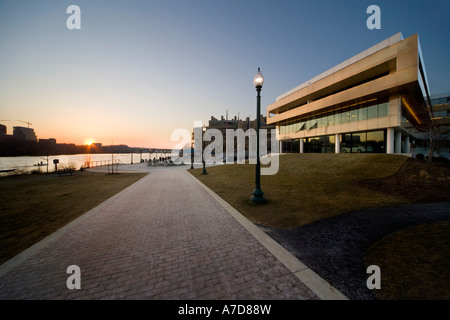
[267,33,431,154]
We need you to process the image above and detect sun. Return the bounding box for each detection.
[85,139,94,146]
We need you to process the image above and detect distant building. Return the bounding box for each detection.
[430,93,450,158]
[203,114,276,156]
[0,124,6,136]
[38,138,57,152]
[13,126,37,142]
[410,92,450,159]
[39,138,57,144]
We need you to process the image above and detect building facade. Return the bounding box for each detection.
[205,114,276,156]
[266,33,431,155]
[13,126,37,142]
[0,124,6,136]
[430,92,450,158]
[409,92,450,159]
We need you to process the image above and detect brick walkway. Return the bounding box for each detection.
[0,168,318,300]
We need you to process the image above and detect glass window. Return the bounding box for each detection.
[302,131,385,153]
[350,109,357,122]
[298,122,305,131]
[367,130,385,153]
[309,120,318,130]
[341,134,351,152]
[289,122,295,133]
[358,107,368,121]
[305,118,312,130]
[335,111,342,125]
[292,122,298,132]
[321,135,334,153]
[292,139,300,153]
[352,132,367,153]
[367,105,378,119]
[316,117,322,128]
[327,114,335,126]
[342,109,350,123]
[378,102,388,117]
[304,135,333,153]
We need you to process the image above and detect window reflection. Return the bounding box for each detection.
[301,130,385,154]
[340,130,385,153]
[279,97,390,133]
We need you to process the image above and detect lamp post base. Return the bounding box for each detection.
[201,162,207,175]
[250,188,266,204]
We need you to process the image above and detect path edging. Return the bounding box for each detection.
[187,171,348,300]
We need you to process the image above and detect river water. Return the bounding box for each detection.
[0,152,171,176]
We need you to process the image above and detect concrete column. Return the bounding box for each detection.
[387,127,395,154]
[335,134,340,153]
[395,131,402,154]
[404,136,410,153]
[300,139,304,153]
[279,140,283,154]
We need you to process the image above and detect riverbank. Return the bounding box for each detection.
[0,153,170,176]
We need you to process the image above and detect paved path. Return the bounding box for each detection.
[0,167,319,300]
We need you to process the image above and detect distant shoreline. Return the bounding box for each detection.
[0,152,173,175]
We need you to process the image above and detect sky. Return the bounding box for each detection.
[1,0,449,148]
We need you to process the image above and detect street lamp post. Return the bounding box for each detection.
[130,148,133,164]
[250,67,266,204]
[190,139,194,169]
[201,126,208,174]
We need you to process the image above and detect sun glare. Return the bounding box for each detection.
[85,139,94,146]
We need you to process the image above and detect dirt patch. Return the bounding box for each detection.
[358,158,450,203]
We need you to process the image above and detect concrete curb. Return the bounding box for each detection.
[187,171,348,300]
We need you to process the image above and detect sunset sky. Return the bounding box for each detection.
[1,0,449,148]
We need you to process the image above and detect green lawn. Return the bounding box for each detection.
[0,171,147,265]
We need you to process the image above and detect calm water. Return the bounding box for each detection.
[0,152,170,175]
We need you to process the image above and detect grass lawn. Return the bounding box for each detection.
[190,153,450,299]
[365,220,450,300]
[190,153,412,228]
[0,171,147,265]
